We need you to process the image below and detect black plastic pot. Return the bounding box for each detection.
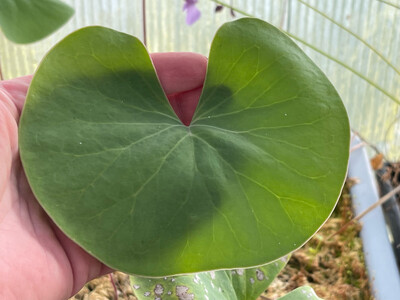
[376,165,400,268]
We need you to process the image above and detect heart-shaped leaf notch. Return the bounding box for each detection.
[19,18,350,277]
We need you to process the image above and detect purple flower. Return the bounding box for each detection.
[183,0,201,25]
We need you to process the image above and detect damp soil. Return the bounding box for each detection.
[69,181,373,300]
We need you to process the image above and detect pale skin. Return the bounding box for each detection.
[0,52,207,300]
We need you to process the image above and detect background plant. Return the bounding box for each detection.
[0,0,73,44]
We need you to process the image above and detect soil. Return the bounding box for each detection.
[262,182,372,300]
[69,181,373,300]
[71,272,136,300]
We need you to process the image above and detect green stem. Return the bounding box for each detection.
[285,32,400,105]
[209,0,252,16]
[377,0,400,9]
[298,0,400,76]
[142,0,147,47]
[208,0,400,105]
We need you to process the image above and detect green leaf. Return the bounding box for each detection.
[19,18,350,276]
[0,0,74,44]
[278,286,323,300]
[130,257,287,300]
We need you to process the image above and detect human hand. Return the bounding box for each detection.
[0,52,207,300]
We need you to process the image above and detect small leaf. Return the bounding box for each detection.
[130,257,287,300]
[19,18,350,276]
[278,286,323,300]
[0,0,74,44]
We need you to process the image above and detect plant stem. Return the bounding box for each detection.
[352,130,383,157]
[279,0,288,29]
[142,0,147,47]
[298,0,400,76]
[287,0,292,31]
[209,0,252,17]
[327,184,400,240]
[377,0,400,9]
[285,32,400,105]
[109,273,118,300]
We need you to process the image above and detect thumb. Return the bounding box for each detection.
[0,75,32,116]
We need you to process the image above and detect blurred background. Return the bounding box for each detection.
[0,0,399,160]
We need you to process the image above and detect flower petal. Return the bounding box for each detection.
[183,0,197,11]
[185,4,201,25]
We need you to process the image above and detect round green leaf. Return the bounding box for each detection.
[0,0,74,44]
[19,18,350,276]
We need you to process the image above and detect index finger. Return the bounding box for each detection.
[150,52,207,96]
[151,52,207,125]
